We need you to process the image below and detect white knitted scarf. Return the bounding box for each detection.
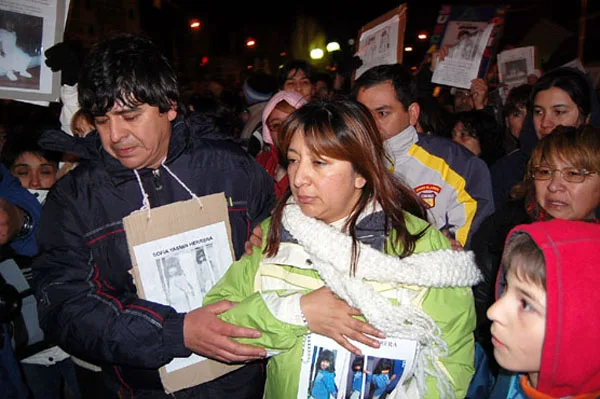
[282,203,482,398]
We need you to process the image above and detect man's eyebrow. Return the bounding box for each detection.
[113,106,142,115]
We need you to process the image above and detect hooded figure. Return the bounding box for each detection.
[493,219,600,398]
[255,90,307,198]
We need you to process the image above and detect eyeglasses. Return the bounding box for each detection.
[531,166,598,183]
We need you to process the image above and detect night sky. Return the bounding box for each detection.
[180,0,598,66]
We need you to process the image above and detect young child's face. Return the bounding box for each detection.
[487,270,546,377]
[320,359,330,370]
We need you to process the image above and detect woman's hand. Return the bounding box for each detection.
[300,287,385,355]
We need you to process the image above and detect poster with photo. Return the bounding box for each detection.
[0,0,64,102]
[497,45,535,90]
[354,4,406,80]
[427,4,507,81]
[133,221,233,373]
[297,333,417,399]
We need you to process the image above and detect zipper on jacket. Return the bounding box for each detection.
[152,169,163,191]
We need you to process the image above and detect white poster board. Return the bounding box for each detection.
[0,0,65,102]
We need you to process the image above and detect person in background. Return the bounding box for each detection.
[70,109,94,138]
[1,129,80,399]
[239,70,279,155]
[256,90,307,198]
[352,63,495,249]
[32,33,275,398]
[204,98,481,398]
[313,71,334,100]
[451,110,506,167]
[2,129,61,191]
[277,59,315,101]
[487,219,600,398]
[502,84,533,150]
[471,125,600,377]
[490,66,600,211]
[0,162,41,399]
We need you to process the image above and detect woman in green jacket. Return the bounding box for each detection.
[204,98,481,398]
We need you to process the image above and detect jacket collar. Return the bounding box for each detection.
[383,125,418,168]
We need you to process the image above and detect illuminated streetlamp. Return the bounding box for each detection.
[404,46,414,52]
[189,19,201,30]
[246,37,256,48]
[417,32,428,40]
[310,48,324,60]
[326,42,340,52]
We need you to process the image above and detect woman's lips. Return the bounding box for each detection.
[491,335,505,349]
[295,195,315,204]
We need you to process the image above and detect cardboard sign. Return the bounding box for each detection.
[123,192,242,393]
[354,3,407,80]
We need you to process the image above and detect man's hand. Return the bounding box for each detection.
[470,78,488,110]
[441,229,464,250]
[183,300,267,363]
[0,198,25,245]
[244,225,263,255]
[301,287,385,355]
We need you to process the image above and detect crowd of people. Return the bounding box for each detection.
[0,29,598,399]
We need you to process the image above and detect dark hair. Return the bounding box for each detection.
[504,84,533,117]
[455,110,505,166]
[313,71,333,89]
[316,349,336,372]
[417,95,453,137]
[501,232,546,290]
[373,358,393,374]
[351,64,418,111]
[352,356,365,370]
[531,67,592,121]
[1,125,62,169]
[78,33,179,116]
[277,59,314,89]
[265,97,427,275]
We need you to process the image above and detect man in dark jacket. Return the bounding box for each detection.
[32,33,275,398]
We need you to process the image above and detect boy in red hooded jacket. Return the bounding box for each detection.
[487,219,600,399]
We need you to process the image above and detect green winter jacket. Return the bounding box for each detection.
[203,211,476,398]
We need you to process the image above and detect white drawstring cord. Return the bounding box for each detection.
[160,160,204,209]
[131,159,205,222]
[133,169,152,220]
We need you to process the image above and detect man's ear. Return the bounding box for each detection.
[408,102,420,127]
[167,102,178,122]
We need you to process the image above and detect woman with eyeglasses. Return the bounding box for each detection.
[471,124,600,378]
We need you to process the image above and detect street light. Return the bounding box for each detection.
[189,19,201,31]
[417,32,428,40]
[404,46,414,52]
[310,48,324,60]
[246,37,256,48]
[326,42,340,52]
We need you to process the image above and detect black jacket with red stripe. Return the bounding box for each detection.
[31,114,274,397]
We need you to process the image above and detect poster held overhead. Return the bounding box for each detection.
[354,3,407,81]
[0,0,65,103]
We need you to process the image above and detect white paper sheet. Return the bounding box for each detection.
[133,221,233,372]
[297,333,417,399]
[432,23,494,89]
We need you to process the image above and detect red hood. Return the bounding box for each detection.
[506,220,600,397]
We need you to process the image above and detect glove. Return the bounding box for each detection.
[44,41,80,86]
